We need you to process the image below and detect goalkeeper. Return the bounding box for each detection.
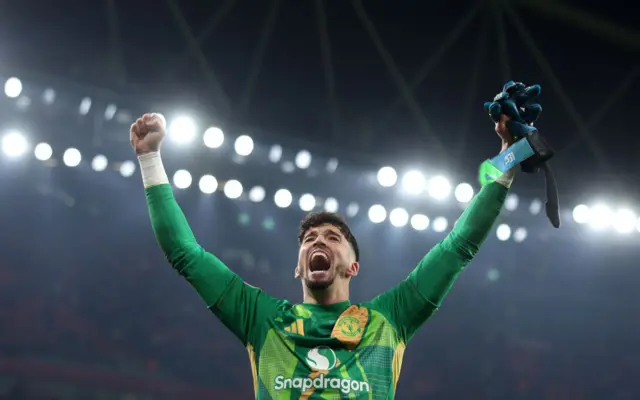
[129,88,528,399]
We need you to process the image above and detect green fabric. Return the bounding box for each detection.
[145,181,507,399]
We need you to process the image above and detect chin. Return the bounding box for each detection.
[304,270,335,290]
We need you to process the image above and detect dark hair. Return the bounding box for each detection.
[298,212,360,261]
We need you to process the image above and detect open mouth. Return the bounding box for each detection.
[309,250,331,272]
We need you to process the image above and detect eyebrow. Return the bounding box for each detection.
[305,229,342,239]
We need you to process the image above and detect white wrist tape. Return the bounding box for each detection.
[496,168,516,188]
[138,152,169,188]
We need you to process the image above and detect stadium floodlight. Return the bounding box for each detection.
[34,142,53,161]
[588,204,612,230]
[269,145,283,163]
[203,127,224,149]
[377,166,397,188]
[324,197,338,212]
[234,135,254,156]
[4,77,22,98]
[63,148,82,167]
[104,104,117,120]
[249,186,266,202]
[91,155,108,171]
[42,88,56,104]
[572,204,590,224]
[368,205,387,224]
[1,130,28,158]
[280,161,295,174]
[401,170,426,195]
[389,208,409,227]
[173,169,192,189]
[224,180,243,199]
[613,208,636,234]
[433,217,448,232]
[168,116,197,144]
[427,175,451,200]
[513,227,527,242]
[274,189,293,208]
[505,194,519,211]
[454,183,474,203]
[119,161,136,177]
[529,198,542,215]
[410,214,430,231]
[326,158,339,173]
[345,202,359,218]
[496,224,511,241]
[79,97,92,115]
[299,194,316,211]
[199,175,218,194]
[295,150,312,169]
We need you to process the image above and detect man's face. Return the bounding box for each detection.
[296,223,356,290]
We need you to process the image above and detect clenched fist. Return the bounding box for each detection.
[130,113,166,155]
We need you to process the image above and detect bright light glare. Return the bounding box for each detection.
[234,135,254,156]
[613,208,636,234]
[269,145,283,163]
[513,227,527,242]
[203,127,224,149]
[326,158,339,173]
[324,197,338,212]
[91,155,108,171]
[34,143,52,161]
[427,175,451,199]
[4,77,22,98]
[295,150,312,169]
[199,175,218,194]
[505,194,519,211]
[119,160,136,177]
[63,148,82,167]
[410,214,430,231]
[346,202,359,218]
[433,217,448,233]
[1,131,28,157]
[496,224,511,241]
[169,116,197,144]
[389,208,409,227]
[572,204,590,224]
[529,199,542,215]
[401,170,426,195]
[224,180,243,199]
[79,97,92,115]
[173,170,192,189]
[377,166,397,188]
[274,189,293,208]
[299,194,316,211]
[588,204,613,230]
[454,183,474,203]
[249,186,265,202]
[43,88,56,104]
[368,205,387,224]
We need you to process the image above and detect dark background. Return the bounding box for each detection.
[0,0,638,398]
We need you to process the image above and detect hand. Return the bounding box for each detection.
[495,114,513,151]
[130,113,166,155]
[484,81,542,150]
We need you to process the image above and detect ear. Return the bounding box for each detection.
[346,261,359,278]
[295,266,301,279]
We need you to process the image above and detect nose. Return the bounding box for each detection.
[311,235,328,247]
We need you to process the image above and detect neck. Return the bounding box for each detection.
[303,284,349,305]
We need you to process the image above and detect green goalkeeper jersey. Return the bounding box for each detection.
[145,182,508,399]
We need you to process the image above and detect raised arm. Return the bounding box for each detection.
[370,117,516,343]
[131,113,280,345]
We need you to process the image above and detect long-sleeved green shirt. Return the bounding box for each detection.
[145,181,508,399]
